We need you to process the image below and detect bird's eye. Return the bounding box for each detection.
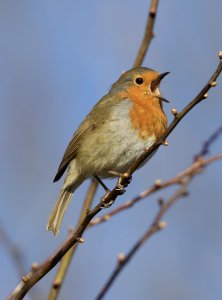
[135,77,144,85]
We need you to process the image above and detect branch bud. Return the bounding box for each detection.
[22,274,30,283]
[53,281,61,289]
[104,214,111,221]
[203,93,208,99]
[118,252,126,264]
[157,221,167,230]
[77,237,85,243]
[162,140,168,146]
[171,108,178,117]
[154,179,162,188]
[90,218,99,225]
[31,262,39,272]
[210,81,217,87]
[219,51,222,60]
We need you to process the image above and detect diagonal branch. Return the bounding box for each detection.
[95,153,222,300]
[128,52,222,175]
[89,154,222,227]
[133,0,160,67]
[8,51,222,300]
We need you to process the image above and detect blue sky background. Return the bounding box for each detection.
[0,1,222,299]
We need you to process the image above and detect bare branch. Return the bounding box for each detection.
[95,154,222,300]
[196,125,222,158]
[133,0,159,67]
[89,154,222,227]
[8,52,222,300]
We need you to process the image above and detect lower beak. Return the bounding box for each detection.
[157,96,170,103]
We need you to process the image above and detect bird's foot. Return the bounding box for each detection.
[108,171,132,191]
[94,175,109,192]
[100,190,115,208]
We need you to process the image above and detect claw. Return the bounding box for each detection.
[100,190,115,208]
[108,171,132,188]
[116,186,126,194]
[94,175,110,192]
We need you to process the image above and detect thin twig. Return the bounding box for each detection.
[8,52,222,300]
[95,154,222,300]
[196,125,222,157]
[48,179,98,300]
[94,126,222,299]
[133,0,159,67]
[89,154,222,227]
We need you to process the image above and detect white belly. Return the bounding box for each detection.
[75,101,156,178]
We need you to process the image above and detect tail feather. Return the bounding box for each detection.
[46,189,73,235]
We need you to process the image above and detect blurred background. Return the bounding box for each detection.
[1,1,222,299]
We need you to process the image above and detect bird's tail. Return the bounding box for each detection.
[46,189,73,235]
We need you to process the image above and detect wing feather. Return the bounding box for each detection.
[53,121,96,182]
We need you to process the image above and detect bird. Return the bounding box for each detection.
[47,67,169,235]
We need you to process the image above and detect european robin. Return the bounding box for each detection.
[47,67,169,235]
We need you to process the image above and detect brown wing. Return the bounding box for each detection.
[53,120,95,182]
[53,93,122,182]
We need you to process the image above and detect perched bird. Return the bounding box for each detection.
[47,67,169,235]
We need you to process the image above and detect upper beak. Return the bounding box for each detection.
[158,71,170,82]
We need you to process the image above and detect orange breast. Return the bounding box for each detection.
[130,101,167,140]
[117,85,167,140]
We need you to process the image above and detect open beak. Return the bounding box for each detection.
[151,72,170,103]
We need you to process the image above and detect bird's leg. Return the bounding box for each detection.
[108,170,132,192]
[94,175,114,208]
[94,175,110,192]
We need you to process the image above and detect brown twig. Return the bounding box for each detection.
[48,179,98,300]
[8,52,222,299]
[95,153,222,300]
[196,125,222,158]
[133,0,159,67]
[89,154,222,227]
